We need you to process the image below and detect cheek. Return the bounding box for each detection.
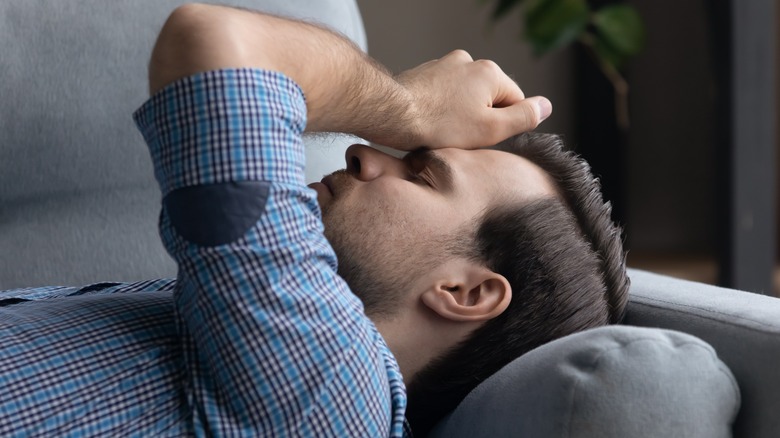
[365,181,435,218]
[356,182,463,240]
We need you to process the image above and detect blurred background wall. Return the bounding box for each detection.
[625,0,715,254]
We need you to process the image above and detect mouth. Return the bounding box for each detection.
[308,169,354,203]
[307,177,334,201]
[321,175,335,195]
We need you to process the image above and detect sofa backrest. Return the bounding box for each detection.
[0,0,366,288]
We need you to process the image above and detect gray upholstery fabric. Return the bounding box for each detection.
[430,325,739,438]
[625,269,780,438]
[0,0,366,288]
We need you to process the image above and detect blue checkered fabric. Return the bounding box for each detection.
[0,69,410,437]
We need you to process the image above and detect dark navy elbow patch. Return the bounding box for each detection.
[164,181,271,247]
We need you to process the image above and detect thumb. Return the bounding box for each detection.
[497,96,552,137]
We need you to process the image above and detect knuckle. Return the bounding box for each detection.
[473,59,501,75]
[474,59,498,69]
[448,49,473,62]
[508,79,525,100]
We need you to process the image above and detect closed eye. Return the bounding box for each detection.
[402,148,454,193]
[405,154,434,188]
[406,168,429,187]
[414,167,436,188]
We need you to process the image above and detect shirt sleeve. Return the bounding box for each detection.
[133,69,407,437]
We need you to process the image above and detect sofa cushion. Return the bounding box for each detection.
[429,325,740,438]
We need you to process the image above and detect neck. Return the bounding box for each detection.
[373,320,432,385]
[374,322,429,384]
[372,305,478,385]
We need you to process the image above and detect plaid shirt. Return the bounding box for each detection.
[0,69,410,437]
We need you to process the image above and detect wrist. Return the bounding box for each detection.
[391,78,427,149]
[312,71,426,150]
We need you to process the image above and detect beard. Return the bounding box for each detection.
[320,170,438,320]
[321,170,401,319]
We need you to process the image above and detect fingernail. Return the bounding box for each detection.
[537,97,552,122]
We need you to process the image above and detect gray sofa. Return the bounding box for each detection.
[2,1,778,437]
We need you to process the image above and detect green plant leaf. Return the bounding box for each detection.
[592,4,645,56]
[591,32,627,70]
[489,0,526,21]
[524,0,589,55]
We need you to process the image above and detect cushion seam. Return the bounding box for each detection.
[564,366,579,438]
[629,298,780,333]
[715,360,742,421]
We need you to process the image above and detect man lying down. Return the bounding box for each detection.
[0,4,629,437]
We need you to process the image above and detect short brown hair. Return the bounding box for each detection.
[406,133,630,435]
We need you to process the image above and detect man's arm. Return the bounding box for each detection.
[148,3,551,149]
[135,7,416,435]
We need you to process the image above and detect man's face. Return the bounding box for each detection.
[308,144,555,319]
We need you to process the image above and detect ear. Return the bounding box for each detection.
[420,263,512,323]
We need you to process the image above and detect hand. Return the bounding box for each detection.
[396,50,552,149]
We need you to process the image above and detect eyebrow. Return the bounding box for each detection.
[403,148,454,193]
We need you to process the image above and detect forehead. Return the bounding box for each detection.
[435,147,557,204]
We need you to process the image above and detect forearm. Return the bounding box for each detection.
[149,4,419,146]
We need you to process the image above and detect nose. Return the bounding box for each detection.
[345,144,405,182]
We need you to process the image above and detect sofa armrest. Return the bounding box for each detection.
[625,268,780,438]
